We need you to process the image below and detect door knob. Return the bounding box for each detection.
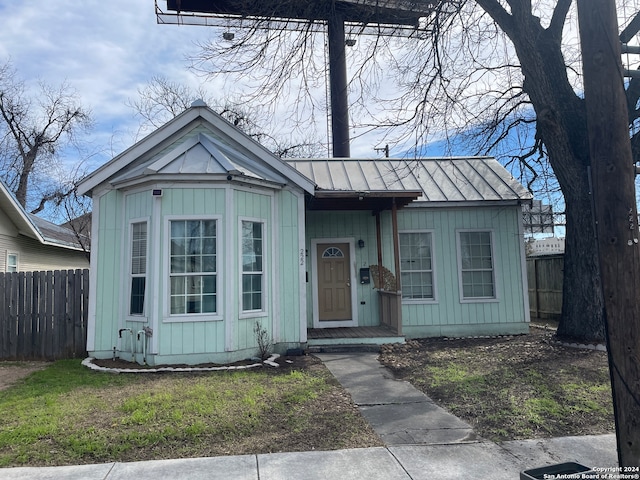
[346,282,351,287]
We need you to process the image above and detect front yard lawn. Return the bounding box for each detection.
[0,356,381,467]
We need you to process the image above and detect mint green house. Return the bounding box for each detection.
[78,102,532,365]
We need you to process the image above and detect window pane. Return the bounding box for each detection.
[203,275,216,294]
[203,220,216,237]
[187,296,201,313]
[187,220,201,238]
[171,296,185,315]
[202,255,216,272]
[171,221,184,238]
[171,256,186,273]
[130,278,145,315]
[186,255,202,273]
[202,295,216,313]
[171,238,186,256]
[202,237,216,255]
[171,276,185,295]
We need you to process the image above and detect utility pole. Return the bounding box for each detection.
[577,0,640,467]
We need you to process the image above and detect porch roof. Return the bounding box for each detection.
[287,157,532,206]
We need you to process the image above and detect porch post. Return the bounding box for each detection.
[391,198,403,334]
[392,198,401,293]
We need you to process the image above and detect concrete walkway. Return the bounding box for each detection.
[0,352,619,479]
[316,352,477,445]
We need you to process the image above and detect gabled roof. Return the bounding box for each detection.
[109,132,288,188]
[0,180,86,251]
[77,102,315,196]
[287,157,532,206]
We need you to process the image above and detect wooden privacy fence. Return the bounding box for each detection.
[0,269,89,360]
[526,255,563,320]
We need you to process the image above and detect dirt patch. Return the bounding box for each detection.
[378,327,614,441]
[0,362,48,391]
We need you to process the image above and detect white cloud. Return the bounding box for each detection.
[0,0,224,161]
[0,0,416,165]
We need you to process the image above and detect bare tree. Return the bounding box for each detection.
[0,60,93,216]
[129,75,325,158]
[188,0,640,342]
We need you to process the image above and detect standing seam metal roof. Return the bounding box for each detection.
[286,158,532,203]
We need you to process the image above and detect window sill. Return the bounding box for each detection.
[402,299,438,305]
[459,297,499,304]
[239,311,268,320]
[125,316,148,323]
[164,315,223,323]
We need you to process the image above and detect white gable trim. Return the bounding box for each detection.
[78,106,315,196]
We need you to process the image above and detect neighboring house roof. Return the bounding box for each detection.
[287,157,533,206]
[77,101,315,196]
[0,180,86,251]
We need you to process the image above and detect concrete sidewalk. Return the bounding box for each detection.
[0,436,617,480]
[0,352,619,479]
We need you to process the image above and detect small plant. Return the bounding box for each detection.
[254,320,273,361]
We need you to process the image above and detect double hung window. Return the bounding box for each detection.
[241,220,264,312]
[129,222,147,316]
[169,219,217,315]
[6,253,18,273]
[399,232,434,300]
[458,230,495,299]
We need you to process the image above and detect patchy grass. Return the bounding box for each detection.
[0,356,381,467]
[379,329,614,441]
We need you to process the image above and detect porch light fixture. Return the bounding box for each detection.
[223,31,235,40]
[358,239,365,248]
[345,38,356,47]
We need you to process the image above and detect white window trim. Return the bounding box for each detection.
[163,215,223,323]
[126,218,150,322]
[239,216,268,319]
[456,229,499,303]
[6,252,18,273]
[399,229,438,304]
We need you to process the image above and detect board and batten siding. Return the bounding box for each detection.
[92,189,124,354]
[154,187,227,361]
[90,184,306,364]
[276,188,304,344]
[233,188,272,352]
[397,205,529,338]
[305,210,382,328]
[304,205,528,337]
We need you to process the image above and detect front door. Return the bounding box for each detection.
[316,242,353,323]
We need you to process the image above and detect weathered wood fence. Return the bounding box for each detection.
[526,255,563,320]
[0,269,89,360]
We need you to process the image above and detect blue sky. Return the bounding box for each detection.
[0,0,400,172]
[0,0,573,236]
[0,0,229,169]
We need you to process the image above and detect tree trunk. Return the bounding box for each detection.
[557,179,605,342]
[494,5,605,341]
